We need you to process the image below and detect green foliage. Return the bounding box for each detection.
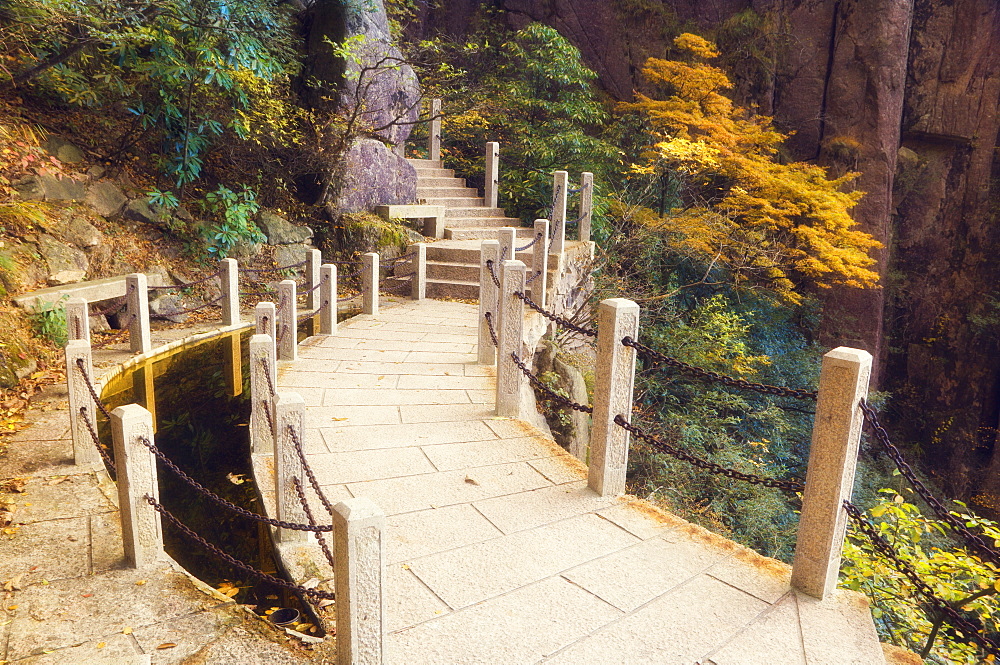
[4,0,298,186]
[29,298,68,347]
[199,185,263,258]
[410,22,620,223]
[841,490,1000,663]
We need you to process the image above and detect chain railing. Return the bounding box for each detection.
[149,293,226,319]
[146,495,336,601]
[511,351,593,414]
[238,259,308,275]
[147,269,223,291]
[622,336,818,401]
[79,407,115,471]
[486,258,596,338]
[515,233,543,253]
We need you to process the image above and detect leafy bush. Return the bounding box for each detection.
[29,298,68,347]
[199,185,264,258]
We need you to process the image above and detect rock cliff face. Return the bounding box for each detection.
[414,0,1000,504]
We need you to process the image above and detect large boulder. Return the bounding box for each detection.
[85,181,127,217]
[274,243,311,269]
[14,174,87,202]
[123,198,170,227]
[36,234,88,282]
[257,211,313,245]
[41,136,85,164]
[334,138,417,214]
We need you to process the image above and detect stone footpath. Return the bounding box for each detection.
[274,299,887,664]
[0,325,334,665]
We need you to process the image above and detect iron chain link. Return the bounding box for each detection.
[75,359,113,421]
[514,291,596,338]
[511,352,593,414]
[79,407,115,471]
[614,415,805,492]
[293,477,336,571]
[622,337,818,401]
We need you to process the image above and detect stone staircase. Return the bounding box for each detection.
[402,158,540,300]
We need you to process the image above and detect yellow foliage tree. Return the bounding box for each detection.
[620,33,880,303]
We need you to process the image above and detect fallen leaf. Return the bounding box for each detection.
[6,605,16,611]
[226,473,247,485]
[47,477,67,486]
[3,576,22,592]
[400,564,410,570]
[330,417,348,422]
[96,642,106,649]
[123,626,132,635]
[464,476,480,486]
[0,479,26,493]
[156,643,177,650]
[135,580,147,586]
[81,593,93,598]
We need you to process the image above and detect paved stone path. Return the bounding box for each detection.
[277,298,886,665]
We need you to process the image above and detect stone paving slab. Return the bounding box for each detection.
[269,299,888,664]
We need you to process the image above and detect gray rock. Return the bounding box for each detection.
[257,211,313,245]
[275,243,310,269]
[149,294,189,323]
[334,138,418,213]
[42,136,85,164]
[15,174,87,202]
[123,198,175,226]
[65,216,102,248]
[37,234,88,278]
[85,181,127,217]
[230,239,263,258]
[89,314,111,333]
[46,270,87,286]
[87,165,106,179]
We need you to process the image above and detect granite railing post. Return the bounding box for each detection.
[333,498,387,665]
[256,302,276,342]
[277,280,297,361]
[531,219,549,308]
[66,297,90,342]
[498,227,516,264]
[126,273,151,354]
[410,243,427,301]
[496,259,526,418]
[320,264,337,335]
[272,391,308,544]
[791,347,872,600]
[485,141,499,209]
[250,334,277,454]
[588,298,640,497]
[111,404,163,568]
[306,249,322,312]
[65,339,101,467]
[363,253,379,316]
[428,98,442,162]
[551,171,568,256]
[478,240,500,365]
[579,172,594,243]
[221,258,240,326]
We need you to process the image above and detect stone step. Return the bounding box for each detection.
[444,207,508,218]
[444,226,537,240]
[426,278,479,300]
[406,158,442,168]
[416,186,481,199]
[426,261,481,282]
[422,196,487,208]
[442,217,521,229]
[426,242,547,264]
[413,167,456,177]
[418,176,468,188]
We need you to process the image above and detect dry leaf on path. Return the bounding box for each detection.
[0,479,26,493]
[156,643,177,649]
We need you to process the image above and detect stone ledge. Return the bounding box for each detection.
[13,273,167,310]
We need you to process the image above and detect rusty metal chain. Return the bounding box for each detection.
[289,425,335,517]
[149,294,225,319]
[515,233,543,253]
[514,290,597,338]
[296,275,327,296]
[260,358,277,397]
[844,500,1000,658]
[341,265,366,280]
[486,259,501,289]
[238,259,308,275]
[511,352,593,414]
[90,298,127,317]
[859,400,1000,566]
[79,407,115,471]
[484,311,499,347]
[614,415,805,492]
[242,289,278,299]
[75,359,113,420]
[146,495,336,600]
[148,269,223,291]
[622,337,818,401]
[387,250,418,267]
[525,270,542,285]
[137,435,331,532]
[565,214,585,227]
[293,477,336,571]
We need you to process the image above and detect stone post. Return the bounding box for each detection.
[126,273,151,354]
[306,249,322,312]
[589,298,640,497]
[333,498,387,665]
[791,347,872,600]
[250,334,277,455]
[428,98,442,162]
[273,391,308,544]
[66,297,90,342]
[363,252,379,316]
[220,258,240,326]
[531,219,549,308]
[579,172,594,243]
[551,171,568,256]
[498,227,516,264]
[277,280,297,361]
[256,302,276,341]
[65,339,102,467]
[478,240,500,365]
[320,264,337,335]
[496,260,526,418]
[485,141,500,209]
[111,404,162,568]
[410,243,427,301]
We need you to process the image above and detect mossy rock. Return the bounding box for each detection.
[0,322,35,389]
[333,212,410,256]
